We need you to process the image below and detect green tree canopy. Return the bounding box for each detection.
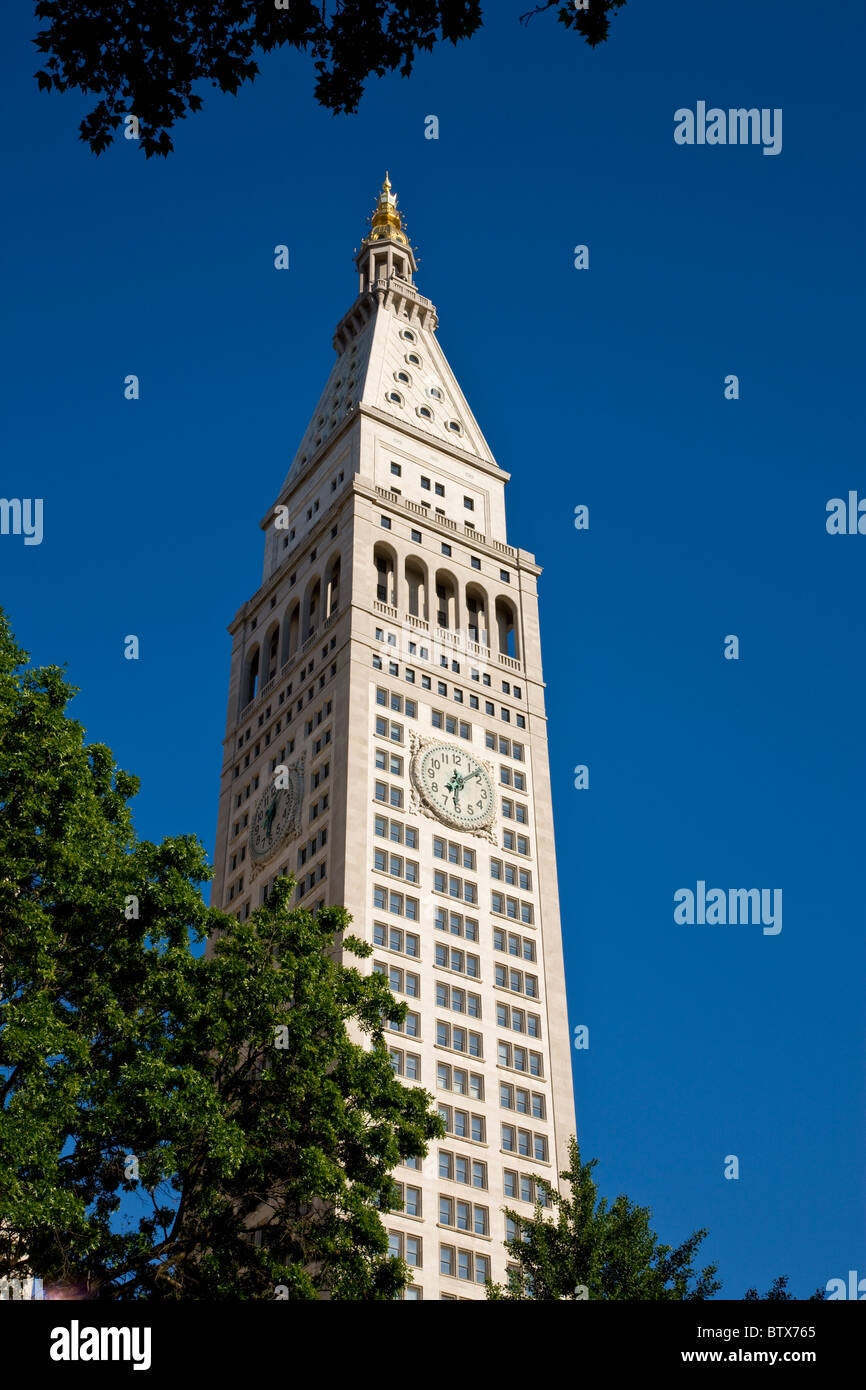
[0,611,441,1298]
[32,0,628,157]
[488,1135,721,1300]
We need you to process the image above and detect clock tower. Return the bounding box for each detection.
[211,176,576,1299]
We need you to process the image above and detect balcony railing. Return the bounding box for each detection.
[373,485,516,558]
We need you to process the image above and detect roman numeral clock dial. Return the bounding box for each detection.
[249,764,303,864]
[411,742,495,833]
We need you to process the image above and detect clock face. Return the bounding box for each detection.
[249,775,301,863]
[412,743,495,831]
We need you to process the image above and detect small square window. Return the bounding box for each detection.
[464,497,474,510]
[411,528,422,543]
[391,463,402,477]
[381,516,391,530]
[421,476,431,490]
[500,569,510,582]
[441,543,452,557]
[471,556,481,570]
[435,483,445,497]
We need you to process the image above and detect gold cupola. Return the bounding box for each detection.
[363,172,410,248]
[354,173,418,297]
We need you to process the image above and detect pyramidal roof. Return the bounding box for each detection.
[281,176,498,491]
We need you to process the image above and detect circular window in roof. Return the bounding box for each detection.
[447,420,463,434]
[395,370,411,385]
[387,390,404,406]
[417,405,433,420]
[400,328,416,342]
[428,385,443,401]
[406,352,421,367]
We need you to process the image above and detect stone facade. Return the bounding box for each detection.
[210,178,576,1299]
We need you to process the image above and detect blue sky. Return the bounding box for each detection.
[1,0,863,1298]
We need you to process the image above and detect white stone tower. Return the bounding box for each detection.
[211,176,576,1299]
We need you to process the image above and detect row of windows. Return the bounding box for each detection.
[312,727,331,757]
[486,732,523,760]
[375,715,404,743]
[375,962,420,997]
[374,814,418,848]
[504,1170,548,1205]
[233,664,336,789]
[296,860,327,899]
[435,907,479,941]
[375,913,541,1003]
[491,893,534,925]
[390,1009,543,1050]
[373,849,419,883]
[388,1011,420,1037]
[435,983,481,1017]
[378,822,528,856]
[499,1084,546,1119]
[310,760,330,790]
[496,966,538,998]
[374,779,404,809]
[438,1197,488,1235]
[432,711,472,739]
[375,747,404,777]
[502,1127,549,1161]
[497,1004,541,1037]
[392,1046,545,1084]
[440,1247,490,1285]
[373,922,419,956]
[383,962,540,1010]
[438,1150,487,1187]
[400,1145,553,1200]
[491,859,532,890]
[374,779,527,830]
[304,699,333,737]
[434,944,479,977]
[373,884,418,918]
[376,830,533,892]
[297,826,327,868]
[385,1233,492,1287]
[436,1063,484,1098]
[437,1107,485,1144]
[433,837,475,870]
[435,1022,482,1056]
[389,1047,420,1079]
[433,871,478,904]
[494,929,536,962]
[497,1042,544,1076]
[371,658,526,728]
[375,687,416,717]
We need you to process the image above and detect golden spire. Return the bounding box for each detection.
[363,171,410,247]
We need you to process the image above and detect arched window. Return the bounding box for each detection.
[435,569,458,631]
[302,576,321,641]
[326,554,341,617]
[405,557,428,620]
[265,623,280,682]
[243,646,260,708]
[496,597,518,659]
[282,602,300,666]
[465,583,489,648]
[374,543,398,607]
